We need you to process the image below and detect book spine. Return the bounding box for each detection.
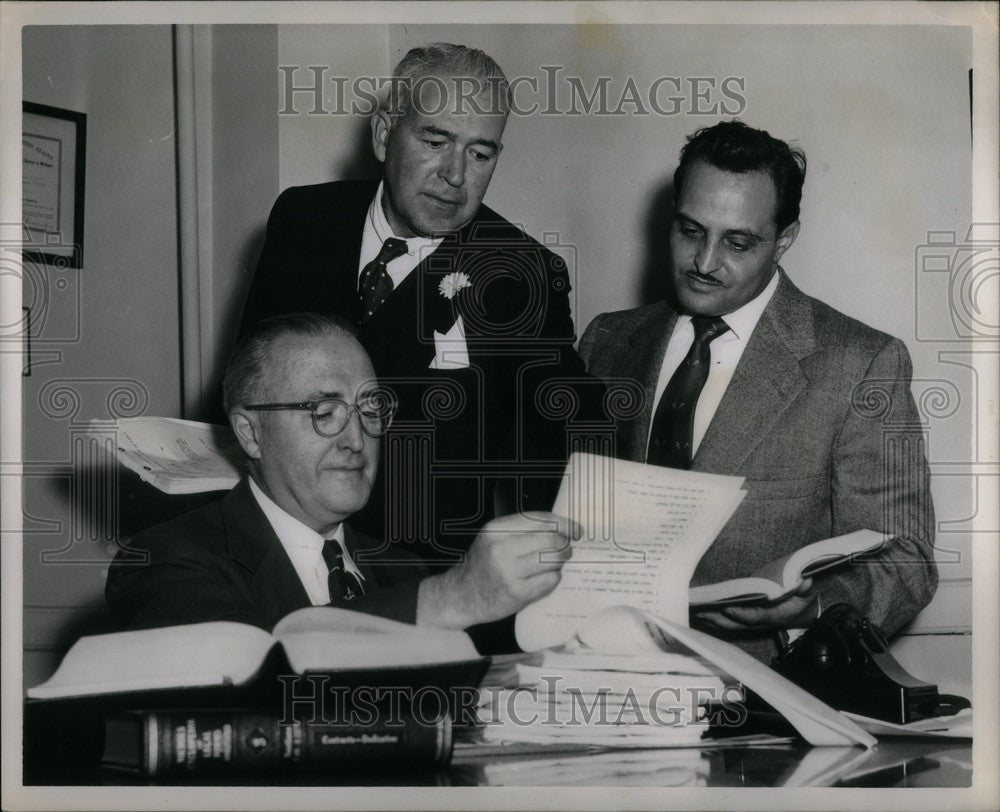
[127,709,451,775]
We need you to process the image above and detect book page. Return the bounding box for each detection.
[515,453,745,651]
[26,622,276,699]
[274,606,480,672]
[92,416,243,494]
[688,528,887,607]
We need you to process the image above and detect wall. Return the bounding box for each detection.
[21,25,183,687]
[205,25,280,408]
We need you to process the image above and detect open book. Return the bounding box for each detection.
[688,529,886,607]
[27,607,484,700]
[90,416,242,494]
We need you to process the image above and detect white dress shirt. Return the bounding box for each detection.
[647,271,780,459]
[248,477,364,606]
[359,181,444,288]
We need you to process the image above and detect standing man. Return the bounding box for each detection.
[580,121,937,661]
[240,44,595,594]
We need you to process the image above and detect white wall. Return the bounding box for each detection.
[21,25,182,687]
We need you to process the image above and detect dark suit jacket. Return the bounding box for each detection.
[240,180,599,568]
[580,272,938,661]
[105,479,425,633]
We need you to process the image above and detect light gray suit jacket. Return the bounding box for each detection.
[579,271,937,661]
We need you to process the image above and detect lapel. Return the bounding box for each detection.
[692,270,815,474]
[220,478,311,627]
[327,183,376,324]
[619,303,677,461]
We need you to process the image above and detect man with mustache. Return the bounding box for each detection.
[239,45,595,653]
[579,120,937,661]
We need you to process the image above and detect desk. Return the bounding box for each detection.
[25,738,971,788]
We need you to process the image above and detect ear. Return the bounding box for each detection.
[371,110,393,164]
[230,411,263,461]
[774,220,800,264]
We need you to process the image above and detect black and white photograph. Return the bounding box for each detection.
[1,2,997,810]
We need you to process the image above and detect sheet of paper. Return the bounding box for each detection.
[89,416,243,493]
[515,452,745,651]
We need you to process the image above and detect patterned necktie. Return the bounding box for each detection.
[358,237,408,323]
[322,537,365,603]
[647,315,730,469]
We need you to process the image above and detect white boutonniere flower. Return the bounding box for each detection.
[439,272,472,300]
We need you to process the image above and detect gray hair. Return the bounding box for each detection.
[222,312,359,415]
[382,42,511,118]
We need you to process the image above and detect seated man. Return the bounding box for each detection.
[106,313,575,641]
[580,120,937,661]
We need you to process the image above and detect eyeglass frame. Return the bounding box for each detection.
[242,396,397,438]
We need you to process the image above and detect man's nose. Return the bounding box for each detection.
[336,410,366,452]
[437,148,466,188]
[695,239,722,275]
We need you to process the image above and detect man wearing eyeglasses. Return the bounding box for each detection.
[106,313,576,633]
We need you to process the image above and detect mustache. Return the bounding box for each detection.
[683,269,723,286]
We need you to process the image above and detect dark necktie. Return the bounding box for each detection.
[358,237,408,323]
[647,315,730,469]
[322,537,365,603]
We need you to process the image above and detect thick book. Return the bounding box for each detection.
[102,707,452,776]
[688,529,886,606]
[90,416,242,494]
[27,606,488,701]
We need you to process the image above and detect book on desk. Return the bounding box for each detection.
[25,606,487,776]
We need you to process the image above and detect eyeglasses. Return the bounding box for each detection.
[244,395,397,438]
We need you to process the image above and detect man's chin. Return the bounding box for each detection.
[675,287,727,317]
[413,208,475,237]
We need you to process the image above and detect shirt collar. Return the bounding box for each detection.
[368,181,442,258]
[248,475,329,550]
[247,476,363,581]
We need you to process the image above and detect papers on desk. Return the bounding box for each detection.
[89,416,243,494]
[477,641,728,748]
[469,745,711,787]
[515,452,746,651]
[844,708,972,739]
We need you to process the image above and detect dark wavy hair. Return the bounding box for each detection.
[673,120,807,232]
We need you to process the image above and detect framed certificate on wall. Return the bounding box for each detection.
[22,101,86,268]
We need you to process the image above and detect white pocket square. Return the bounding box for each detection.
[429,315,470,370]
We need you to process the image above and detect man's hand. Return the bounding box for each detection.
[416,512,579,629]
[692,578,819,633]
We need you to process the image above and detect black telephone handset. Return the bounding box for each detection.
[770,603,968,724]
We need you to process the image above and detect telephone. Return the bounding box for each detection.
[770,603,968,724]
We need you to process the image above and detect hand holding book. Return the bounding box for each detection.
[692,577,820,633]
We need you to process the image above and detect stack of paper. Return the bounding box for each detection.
[477,646,728,748]
[476,746,709,787]
[89,416,243,494]
[515,452,746,651]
